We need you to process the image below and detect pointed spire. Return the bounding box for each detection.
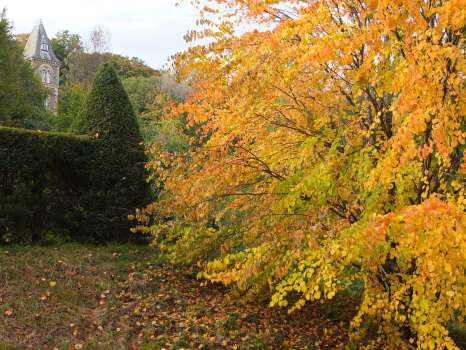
[23,21,60,64]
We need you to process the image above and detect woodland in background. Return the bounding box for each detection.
[135,0,466,349]
[1,12,189,147]
[51,33,190,143]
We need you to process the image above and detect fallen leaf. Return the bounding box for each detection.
[4,309,13,317]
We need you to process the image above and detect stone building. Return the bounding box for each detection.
[24,21,60,112]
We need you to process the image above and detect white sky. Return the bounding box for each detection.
[1,0,202,69]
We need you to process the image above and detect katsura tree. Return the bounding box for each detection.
[136,0,465,348]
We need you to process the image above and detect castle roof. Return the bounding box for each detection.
[24,21,60,64]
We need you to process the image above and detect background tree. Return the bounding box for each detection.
[51,30,84,85]
[64,52,157,87]
[157,70,189,102]
[53,84,87,132]
[123,76,160,114]
[14,32,29,48]
[87,25,111,53]
[0,9,48,129]
[51,30,84,63]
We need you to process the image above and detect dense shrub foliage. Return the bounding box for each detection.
[136,0,466,349]
[0,127,94,242]
[0,65,149,243]
[82,63,150,239]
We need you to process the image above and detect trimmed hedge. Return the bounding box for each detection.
[0,127,93,242]
[81,63,150,241]
[0,65,150,243]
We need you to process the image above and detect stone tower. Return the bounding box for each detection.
[24,21,60,113]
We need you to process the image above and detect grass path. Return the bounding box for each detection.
[0,244,348,350]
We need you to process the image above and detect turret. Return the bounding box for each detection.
[24,20,60,112]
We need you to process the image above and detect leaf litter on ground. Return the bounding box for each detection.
[0,244,348,349]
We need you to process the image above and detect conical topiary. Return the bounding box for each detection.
[83,62,141,143]
[81,63,149,241]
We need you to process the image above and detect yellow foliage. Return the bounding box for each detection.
[137,0,466,348]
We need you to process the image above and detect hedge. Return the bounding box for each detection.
[0,64,150,243]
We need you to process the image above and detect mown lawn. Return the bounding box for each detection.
[0,244,348,350]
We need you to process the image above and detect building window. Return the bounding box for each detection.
[41,43,48,52]
[41,69,51,84]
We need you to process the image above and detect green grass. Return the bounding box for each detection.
[0,244,347,350]
[2,244,462,349]
[0,244,157,349]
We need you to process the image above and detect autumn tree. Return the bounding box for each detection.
[14,32,29,48]
[136,0,466,349]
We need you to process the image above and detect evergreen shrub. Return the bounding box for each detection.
[0,64,150,243]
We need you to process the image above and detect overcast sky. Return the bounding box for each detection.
[1,0,201,69]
